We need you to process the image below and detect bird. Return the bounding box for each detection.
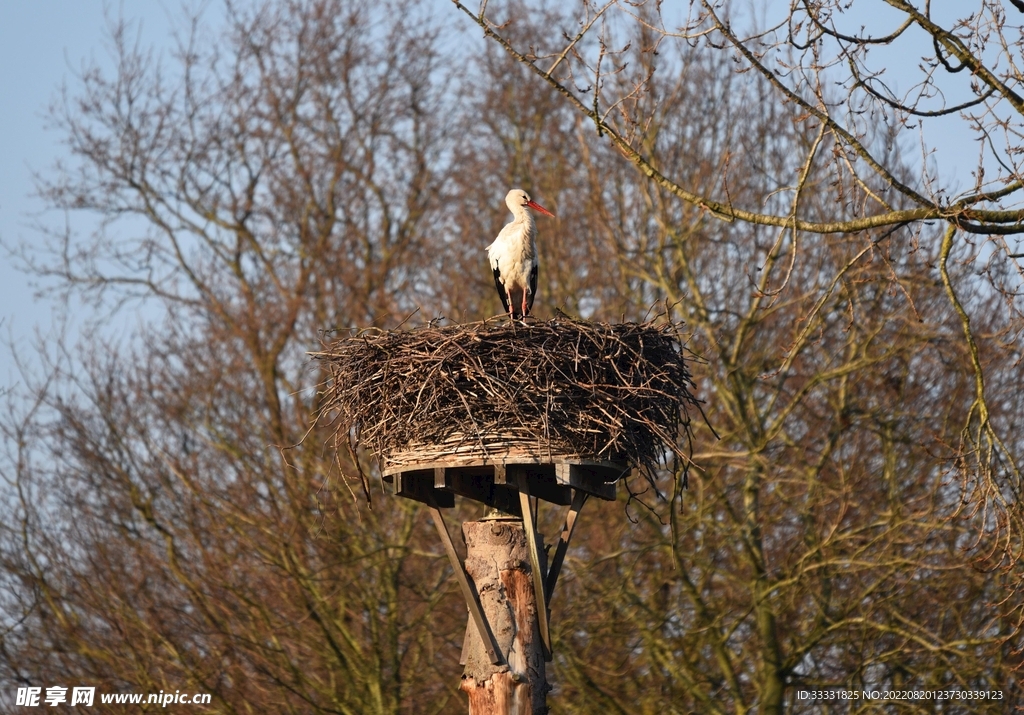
[486,188,554,320]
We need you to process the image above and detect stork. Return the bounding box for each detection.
[486,188,554,320]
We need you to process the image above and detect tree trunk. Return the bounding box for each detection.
[460,517,548,715]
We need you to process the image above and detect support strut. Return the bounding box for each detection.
[428,505,504,666]
[545,489,588,601]
[518,488,552,661]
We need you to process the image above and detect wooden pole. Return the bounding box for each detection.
[460,516,549,715]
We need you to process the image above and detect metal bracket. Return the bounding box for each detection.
[517,482,590,663]
[427,504,505,666]
[517,485,552,662]
[545,488,588,602]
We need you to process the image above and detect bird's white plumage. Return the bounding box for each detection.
[486,189,551,319]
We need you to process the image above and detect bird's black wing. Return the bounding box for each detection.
[492,263,511,316]
[526,263,538,316]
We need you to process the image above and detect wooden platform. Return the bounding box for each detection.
[382,460,628,509]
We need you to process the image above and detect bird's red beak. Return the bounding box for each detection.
[526,200,554,217]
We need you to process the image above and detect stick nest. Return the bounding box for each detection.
[312,317,702,487]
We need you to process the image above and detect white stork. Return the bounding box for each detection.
[486,188,554,320]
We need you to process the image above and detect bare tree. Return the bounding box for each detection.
[2,2,472,712]
[446,2,1024,711]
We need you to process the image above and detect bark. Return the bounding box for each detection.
[460,517,549,715]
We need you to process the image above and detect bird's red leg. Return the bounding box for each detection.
[522,293,529,318]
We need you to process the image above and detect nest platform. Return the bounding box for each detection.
[313,316,702,663]
[313,316,699,505]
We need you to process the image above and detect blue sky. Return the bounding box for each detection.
[0,3,182,389]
